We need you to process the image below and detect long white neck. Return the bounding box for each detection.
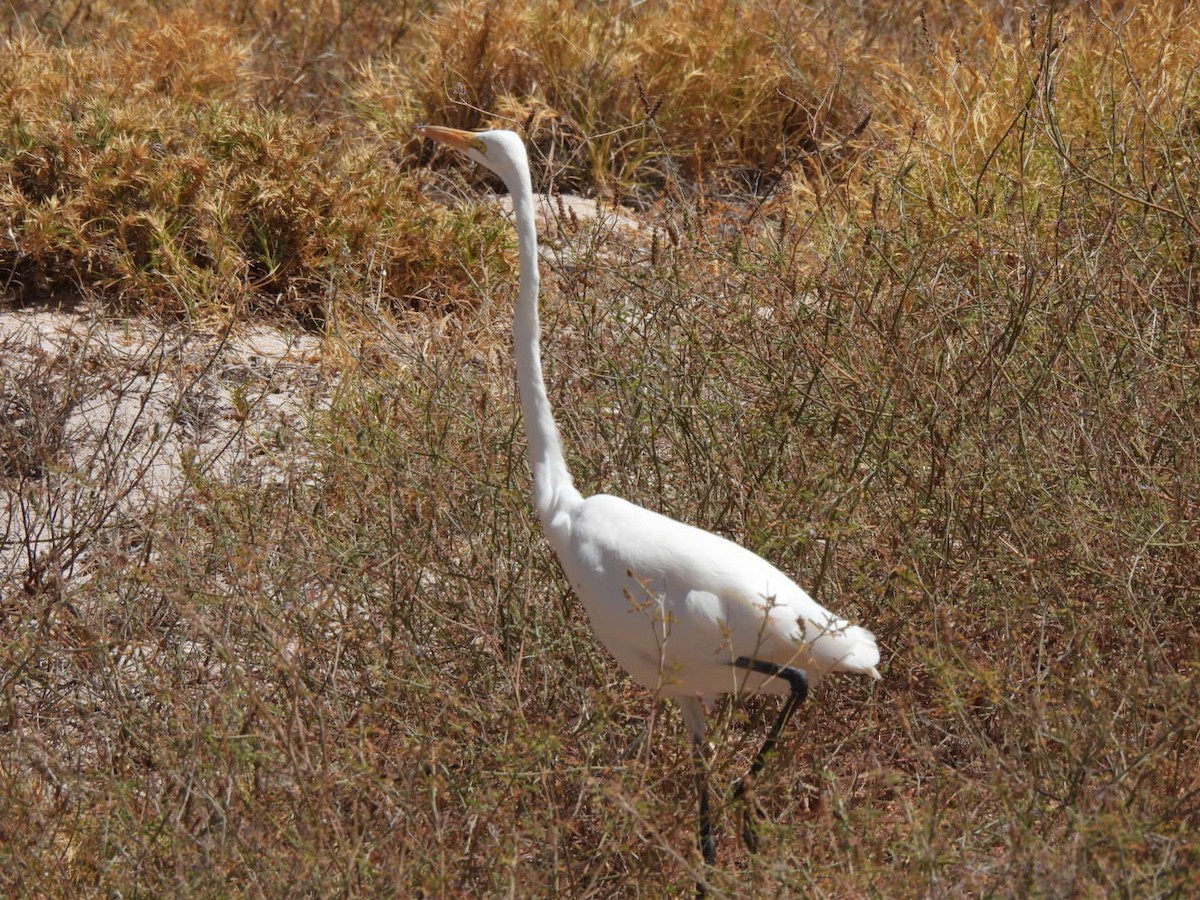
[507,167,583,532]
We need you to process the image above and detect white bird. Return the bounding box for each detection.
[417,125,881,888]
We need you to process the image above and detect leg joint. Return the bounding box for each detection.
[733,656,809,702]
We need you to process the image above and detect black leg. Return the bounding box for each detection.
[692,735,715,897]
[731,657,809,852]
[693,736,716,865]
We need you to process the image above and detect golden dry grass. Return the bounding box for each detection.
[2,1,1198,896]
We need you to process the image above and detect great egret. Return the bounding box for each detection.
[417,125,881,887]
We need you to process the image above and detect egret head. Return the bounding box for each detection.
[416,126,529,192]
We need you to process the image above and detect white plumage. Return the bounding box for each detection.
[554,492,880,699]
[417,125,880,883]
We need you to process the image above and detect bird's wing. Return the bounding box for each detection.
[552,494,878,695]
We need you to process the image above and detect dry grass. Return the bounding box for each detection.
[0,5,500,324]
[2,0,1199,897]
[387,0,878,200]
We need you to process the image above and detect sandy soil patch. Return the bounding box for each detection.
[1,304,335,587]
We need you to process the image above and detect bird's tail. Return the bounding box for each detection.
[806,619,881,680]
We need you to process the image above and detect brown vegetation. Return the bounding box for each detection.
[1,1,1197,896]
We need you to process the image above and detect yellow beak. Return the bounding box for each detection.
[416,125,486,154]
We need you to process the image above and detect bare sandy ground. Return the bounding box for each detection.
[0,304,334,587]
